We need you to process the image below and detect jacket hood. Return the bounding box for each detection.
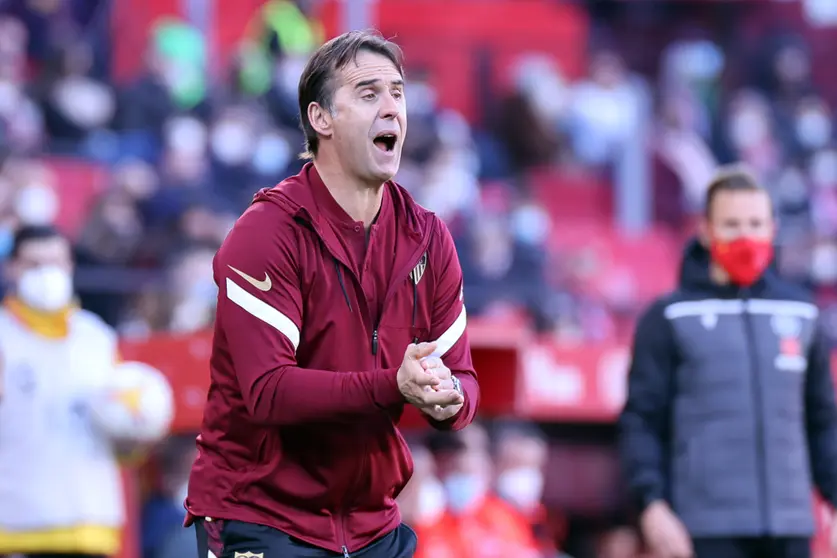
[677,236,779,293]
[252,162,431,240]
[678,237,714,290]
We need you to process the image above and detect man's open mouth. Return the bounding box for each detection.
[373,133,397,152]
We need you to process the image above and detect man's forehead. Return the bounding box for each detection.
[712,189,772,216]
[337,51,402,86]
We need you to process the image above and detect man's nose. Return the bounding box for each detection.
[379,92,400,120]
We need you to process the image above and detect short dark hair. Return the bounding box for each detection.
[297,29,404,159]
[11,225,64,259]
[492,420,546,444]
[704,164,767,218]
[425,430,467,456]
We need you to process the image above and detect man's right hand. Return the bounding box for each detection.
[397,343,464,409]
[640,501,693,558]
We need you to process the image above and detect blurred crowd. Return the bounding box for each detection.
[1,2,837,557]
[0,1,836,342]
[142,422,641,558]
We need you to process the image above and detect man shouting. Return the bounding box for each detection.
[185,30,479,558]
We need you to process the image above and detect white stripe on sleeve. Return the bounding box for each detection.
[225,277,300,350]
[430,306,467,359]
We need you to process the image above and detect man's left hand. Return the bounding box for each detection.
[419,357,463,421]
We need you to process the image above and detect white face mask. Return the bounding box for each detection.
[0,79,21,116]
[252,132,291,176]
[496,466,545,512]
[18,265,74,312]
[811,244,837,284]
[443,472,488,515]
[729,109,768,150]
[416,478,446,525]
[810,149,837,188]
[511,204,551,245]
[166,116,207,157]
[211,120,254,165]
[16,184,59,226]
[796,110,832,150]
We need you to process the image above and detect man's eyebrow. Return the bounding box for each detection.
[354,79,379,89]
[354,78,405,89]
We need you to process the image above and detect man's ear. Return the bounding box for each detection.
[307,102,333,140]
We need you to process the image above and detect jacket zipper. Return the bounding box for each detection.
[741,293,770,532]
[314,222,432,555]
[369,234,435,361]
[345,243,430,553]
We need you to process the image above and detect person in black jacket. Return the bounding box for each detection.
[619,164,837,558]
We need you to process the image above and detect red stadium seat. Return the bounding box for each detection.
[529,168,612,221]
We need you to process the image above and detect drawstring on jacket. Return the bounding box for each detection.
[411,280,419,344]
[411,280,418,327]
[331,253,423,345]
[333,258,352,313]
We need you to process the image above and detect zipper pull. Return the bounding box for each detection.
[371,329,379,356]
[342,545,351,558]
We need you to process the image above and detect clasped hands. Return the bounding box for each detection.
[396,342,463,421]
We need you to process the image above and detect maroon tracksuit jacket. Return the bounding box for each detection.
[186,163,479,553]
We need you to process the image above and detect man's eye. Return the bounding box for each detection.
[362,92,376,100]
[392,90,403,99]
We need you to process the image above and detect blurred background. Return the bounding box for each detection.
[1,0,837,557]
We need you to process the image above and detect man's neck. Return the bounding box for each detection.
[314,158,384,226]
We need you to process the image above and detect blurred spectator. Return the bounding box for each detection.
[165,243,217,333]
[495,54,565,173]
[494,422,548,519]
[494,422,567,557]
[417,428,541,558]
[762,39,816,145]
[0,0,832,337]
[457,209,559,332]
[246,0,324,58]
[723,89,782,181]
[0,225,127,558]
[116,20,209,161]
[397,443,447,530]
[654,88,717,216]
[33,41,116,159]
[0,22,44,157]
[142,435,199,558]
[2,3,837,555]
[567,50,643,167]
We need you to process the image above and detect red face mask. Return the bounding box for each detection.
[709,237,773,287]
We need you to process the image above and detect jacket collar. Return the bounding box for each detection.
[251,163,432,278]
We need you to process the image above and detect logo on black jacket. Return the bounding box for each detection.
[410,252,428,285]
[771,315,807,373]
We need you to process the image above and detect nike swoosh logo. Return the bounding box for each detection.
[228,265,272,292]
